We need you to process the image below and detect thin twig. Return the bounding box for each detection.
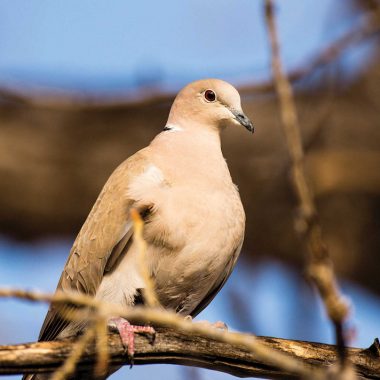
[94,316,109,378]
[243,4,380,96]
[50,324,96,380]
[130,209,160,308]
[264,0,351,370]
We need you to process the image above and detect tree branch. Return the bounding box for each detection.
[0,330,379,379]
[0,288,324,379]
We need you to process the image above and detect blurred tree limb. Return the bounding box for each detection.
[264,0,351,371]
[306,150,380,196]
[0,330,379,379]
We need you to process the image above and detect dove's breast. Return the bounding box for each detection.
[143,172,245,314]
[97,161,245,315]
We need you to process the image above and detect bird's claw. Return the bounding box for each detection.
[108,317,156,367]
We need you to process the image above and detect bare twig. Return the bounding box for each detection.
[94,316,109,378]
[131,208,160,308]
[264,0,351,370]
[244,4,380,96]
[50,325,96,380]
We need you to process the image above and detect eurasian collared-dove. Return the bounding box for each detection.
[24,78,253,380]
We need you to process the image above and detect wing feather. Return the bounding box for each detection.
[39,151,149,341]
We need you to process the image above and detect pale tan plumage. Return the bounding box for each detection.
[25,79,253,380]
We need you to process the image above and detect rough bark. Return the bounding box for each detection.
[0,329,379,379]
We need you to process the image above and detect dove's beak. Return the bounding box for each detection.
[231,109,254,133]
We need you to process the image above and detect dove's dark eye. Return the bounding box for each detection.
[204,89,216,102]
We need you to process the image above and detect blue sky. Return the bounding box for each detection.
[0,0,356,92]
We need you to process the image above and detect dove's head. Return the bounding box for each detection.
[167,79,254,133]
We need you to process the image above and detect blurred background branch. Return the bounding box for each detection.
[264,0,350,368]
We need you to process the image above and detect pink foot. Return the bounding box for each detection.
[109,317,155,365]
[185,316,228,330]
[212,321,228,330]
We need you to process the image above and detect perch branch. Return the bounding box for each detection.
[264,0,351,368]
[0,330,379,379]
[50,325,96,380]
[0,288,324,379]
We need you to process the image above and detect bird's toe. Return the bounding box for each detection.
[108,317,156,366]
